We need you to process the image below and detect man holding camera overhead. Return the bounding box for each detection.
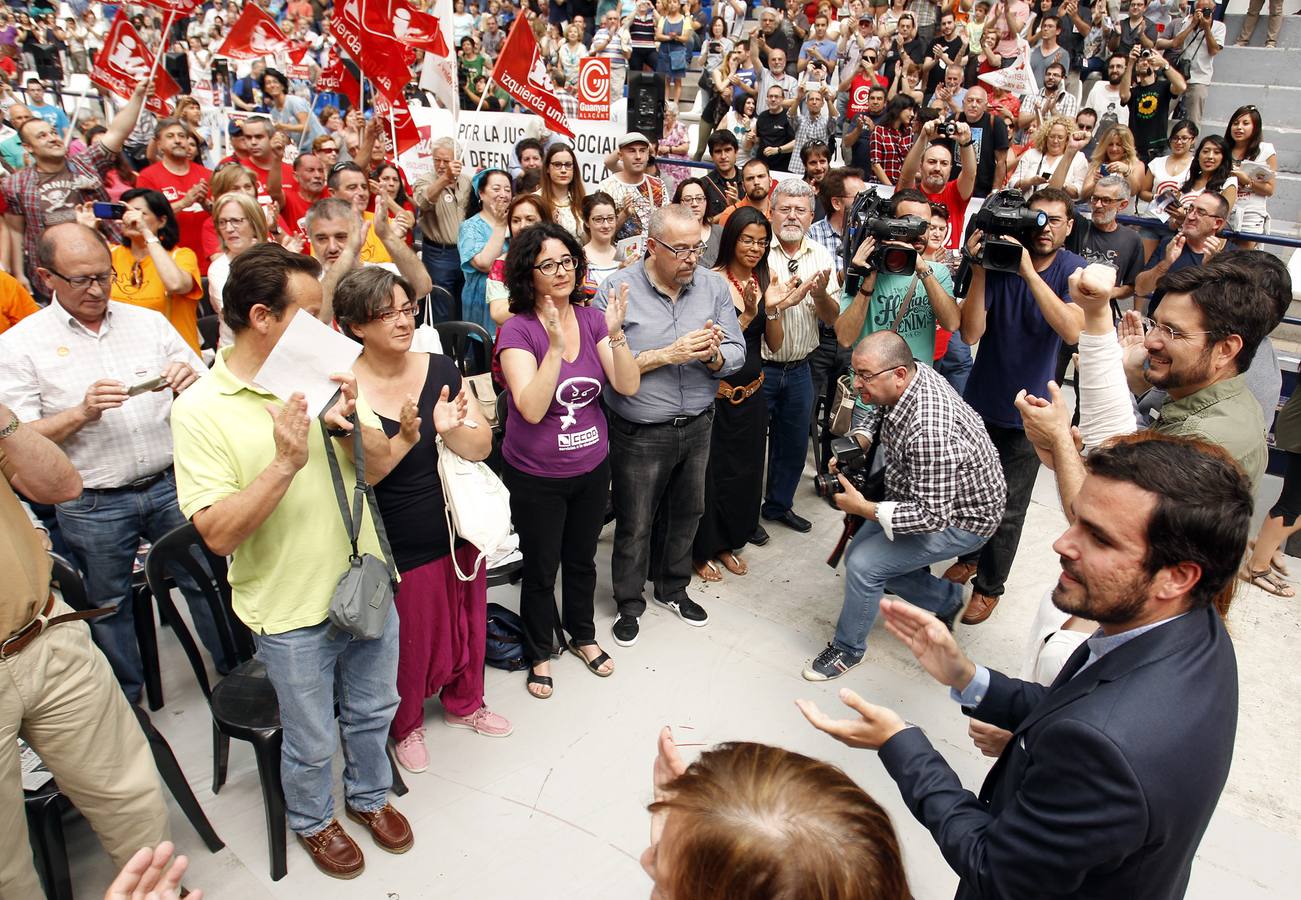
[897,118,977,250]
[944,186,1087,626]
[802,329,1005,681]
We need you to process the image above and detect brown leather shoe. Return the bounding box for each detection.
[961,592,999,625]
[942,561,978,585]
[346,802,414,854]
[297,820,364,879]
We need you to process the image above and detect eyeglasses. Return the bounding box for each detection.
[736,235,769,248]
[216,216,249,228]
[45,267,114,290]
[1140,316,1212,342]
[589,214,617,226]
[650,237,708,260]
[852,365,900,383]
[533,255,580,275]
[681,194,706,204]
[373,303,418,323]
[774,204,809,217]
[1090,196,1122,205]
[549,160,574,169]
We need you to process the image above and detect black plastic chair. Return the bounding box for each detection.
[433,320,494,377]
[143,524,407,881]
[427,284,458,324]
[26,559,224,900]
[197,314,220,351]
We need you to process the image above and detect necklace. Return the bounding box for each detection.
[725,267,757,303]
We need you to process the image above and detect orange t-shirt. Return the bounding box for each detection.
[110,244,206,353]
[0,271,39,334]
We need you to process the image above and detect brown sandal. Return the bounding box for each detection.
[718,551,748,576]
[1240,567,1296,598]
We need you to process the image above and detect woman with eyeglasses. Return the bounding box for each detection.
[693,207,790,582]
[581,192,622,292]
[459,168,513,337]
[107,188,204,354]
[537,143,587,241]
[1079,125,1147,202]
[1139,118,1197,259]
[673,178,722,268]
[1225,105,1277,249]
[489,194,552,325]
[333,266,507,774]
[497,222,639,700]
[206,192,269,349]
[1009,114,1088,198]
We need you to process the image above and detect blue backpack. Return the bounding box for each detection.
[485,603,528,671]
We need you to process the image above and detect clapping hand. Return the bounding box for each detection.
[796,687,909,751]
[398,394,421,442]
[267,392,310,472]
[322,372,359,433]
[104,841,200,900]
[605,283,630,337]
[431,384,468,435]
[541,295,565,350]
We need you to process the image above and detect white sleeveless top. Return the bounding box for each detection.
[1233,141,1276,216]
[1145,154,1192,211]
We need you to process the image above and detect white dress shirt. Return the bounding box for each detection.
[764,236,841,363]
[0,300,204,489]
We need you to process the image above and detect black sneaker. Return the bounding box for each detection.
[612,615,640,647]
[748,524,770,547]
[802,644,863,681]
[657,597,709,627]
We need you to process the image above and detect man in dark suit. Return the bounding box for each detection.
[799,432,1247,900]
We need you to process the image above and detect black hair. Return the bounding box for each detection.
[707,129,739,153]
[881,95,916,130]
[740,157,770,179]
[371,161,409,207]
[259,69,290,94]
[120,188,181,250]
[327,161,365,192]
[1213,249,1292,327]
[800,141,830,166]
[1187,134,1234,193]
[503,221,587,314]
[817,166,865,215]
[466,168,510,217]
[1225,104,1264,163]
[222,242,323,333]
[713,206,773,296]
[582,191,617,222]
[1156,257,1276,374]
[333,266,417,342]
[1169,118,1199,143]
[889,187,930,215]
[514,137,544,160]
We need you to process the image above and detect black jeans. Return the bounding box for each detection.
[958,422,1041,598]
[608,409,713,617]
[808,326,851,474]
[503,458,611,663]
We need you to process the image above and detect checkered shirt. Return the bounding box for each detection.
[869,125,914,186]
[907,0,938,30]
[880,363,1006,537]
[807,218,845,273]
[790,111,836,176]
[1026,87,1078,123]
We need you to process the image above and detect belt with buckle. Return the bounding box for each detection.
[716,372,765,405]
[659,412,705,427]
[765,356,811,371]
[85,470,168,494]
[0,594,111,660]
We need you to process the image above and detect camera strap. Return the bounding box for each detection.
[888,271,923,334]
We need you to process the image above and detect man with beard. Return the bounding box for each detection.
[752,7,799,75]
[136,118,214,272]
[958,86,1010,196]
[1134,191,1227,313]
[757,48,800,108]
[752,85,798,173]
[1017,62,1078,132]
[896,118,976,250]
[1084,53,1131,131]
[598,133,669,241]
[799,431,1246,900]
[922,11,967,97]
[947,187,1086,626]
[761,179,838,534]
[1119,42,1186,162]
[717,157,773,226]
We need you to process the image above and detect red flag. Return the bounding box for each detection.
[91,11,181,117]
[215,4,290,60]
[329,1,412,104]
[135,0,202,15]
[364,0,449,56]
[317,48,360,98]
[373,93,421,156]
[490,18,574,138]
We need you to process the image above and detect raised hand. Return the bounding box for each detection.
[605,283,630,337]
[541,295,565,350]
[1164,232,1186,265]
[742,278,760,316]
[431,384,468,435]
[398,394,421,442]
[267,392,310,472]
[1014,382,1078,469]
[371,193,391,241]
[796,687,909,751]
[322,372,359,433]
[878,597,976,690]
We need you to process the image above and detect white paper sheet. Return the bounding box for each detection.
[252,309,362,417]
[20,739,53,791]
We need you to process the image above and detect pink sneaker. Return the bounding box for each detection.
[393,729,428,773]
[443,706,514,738]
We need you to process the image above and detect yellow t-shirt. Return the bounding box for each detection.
[110,244,205,354]
[171,349,385,635]
[0,271,39,335]
[359,212,394,265]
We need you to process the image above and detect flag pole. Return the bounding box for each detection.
[146,9,177,87]
[478,16,518,113]
[62,90,86,149]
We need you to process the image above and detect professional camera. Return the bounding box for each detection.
[934,115,959,139]
[842,188,929,275]
[966,189,1049,273]
[813,437,870,498]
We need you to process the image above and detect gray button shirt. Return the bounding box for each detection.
[595,261,745,424]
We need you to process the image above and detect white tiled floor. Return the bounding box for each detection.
[58,467,1301,899]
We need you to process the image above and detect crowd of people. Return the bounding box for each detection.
[0,0,1295,897]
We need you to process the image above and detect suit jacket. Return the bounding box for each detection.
[879,606,1237,900]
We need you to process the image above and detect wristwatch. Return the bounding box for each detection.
[959,139,974,147]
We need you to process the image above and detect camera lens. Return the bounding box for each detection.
[882,245,913,274]
[813,473,844,497]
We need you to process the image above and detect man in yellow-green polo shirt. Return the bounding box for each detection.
[171,243,412,880]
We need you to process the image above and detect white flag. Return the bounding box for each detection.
[978,41,1039,100]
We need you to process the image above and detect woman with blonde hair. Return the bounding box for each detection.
[644,728,910,900]
[200,164,262,266]
[1080,124,1146,201]
[1009,114,1088,198]
[206,191,270,347]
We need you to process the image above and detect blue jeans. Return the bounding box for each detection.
[761,361,815,517]
[833,520,989,656]
[936,332,973,397]
[254,608,400,836]
[420,241,463,322]
[54,470,235,704]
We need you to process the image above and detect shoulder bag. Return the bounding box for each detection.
[322,415,398,640]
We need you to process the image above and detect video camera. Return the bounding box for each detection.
[842,188,929,276]
[966,189,1049,274]
[812,436,871,499]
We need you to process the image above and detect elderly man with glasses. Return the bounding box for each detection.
[594,204,745,649]
[1135,191,1228,314]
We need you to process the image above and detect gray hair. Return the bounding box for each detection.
[432,136,459,156]
[648,203,700,241]
[305,197,355,233]
[333,266,416,341]
[1095,173,1131,200]
[771,177,816,209]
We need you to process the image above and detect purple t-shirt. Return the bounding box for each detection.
[497,304,609,478]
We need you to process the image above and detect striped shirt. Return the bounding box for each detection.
[763,236,841,363]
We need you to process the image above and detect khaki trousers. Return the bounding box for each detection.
[0,599,170,898]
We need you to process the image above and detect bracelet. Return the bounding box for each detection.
[145,235,160,245]
[609,333,628,349]
[766,310,782,320]
[959,139,974,147]
[0,412,18,440]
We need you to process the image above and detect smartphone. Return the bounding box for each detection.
[93,201,127,220]
[127,376,165,397]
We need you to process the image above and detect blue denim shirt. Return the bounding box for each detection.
[595,261,744,423]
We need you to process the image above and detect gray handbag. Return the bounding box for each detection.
[322,415,398,640]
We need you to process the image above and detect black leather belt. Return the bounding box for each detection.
[424,240,457,249]
[764,356,811,371]
[85,470,168,493]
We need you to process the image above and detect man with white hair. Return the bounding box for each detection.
[761,179,839,535]
[413,137,471,319]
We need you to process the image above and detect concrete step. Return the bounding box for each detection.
[1222,12,1301,49]
[1204,83,1301,132]
[1212,45,1297,86]
[1262,171,1301,217]
[1197,121,1301,175]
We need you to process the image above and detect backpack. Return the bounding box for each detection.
[485,603,528,671]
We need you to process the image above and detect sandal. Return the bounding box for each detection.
[526,664,554,699]
[718,551,748,576]
[694,560,723,582]
[1247,540,1291,578]
[1239,567,1296,598]
[568,639,614,677]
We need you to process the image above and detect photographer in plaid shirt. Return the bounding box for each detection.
[804,330,1006,681]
